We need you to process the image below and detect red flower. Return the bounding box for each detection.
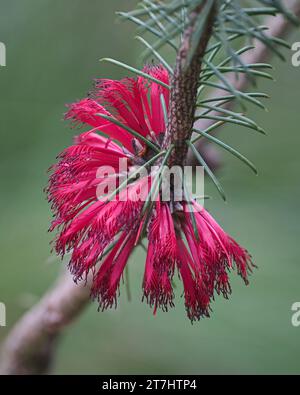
[47,65,253,322]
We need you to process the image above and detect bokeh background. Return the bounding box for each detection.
[0,0,300,374]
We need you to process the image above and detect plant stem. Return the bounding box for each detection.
[164,0,217,167]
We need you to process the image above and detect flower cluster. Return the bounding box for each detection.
[47,65,253,322]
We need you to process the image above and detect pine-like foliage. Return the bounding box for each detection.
[100,0,299,198]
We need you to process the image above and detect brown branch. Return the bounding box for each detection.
[0,273,90,375]
[165,0,217,166]
[187,0,300,165]
[0,0,299,376]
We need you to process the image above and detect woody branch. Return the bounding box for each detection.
[165,0,216,166]
[0,273,90,375]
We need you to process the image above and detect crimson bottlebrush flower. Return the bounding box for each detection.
[47,65,254,322]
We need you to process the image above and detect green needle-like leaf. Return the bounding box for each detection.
[183,180,199,241]
[194,113,266,134]
[137,144,174,242]
[198,92,269,106]
[100,58,170,89]
[106,150,166,201]
[142,144,174,215]
[135,36,174,74]
[187,140,226,201]
[192,128,258,174]
[200,81,267,110]
[198,103,260,128]
[97,114,161,153]
[192,120,225,142]
[160,93,169,126]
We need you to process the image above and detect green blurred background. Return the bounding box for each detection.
[0,0,300,374]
